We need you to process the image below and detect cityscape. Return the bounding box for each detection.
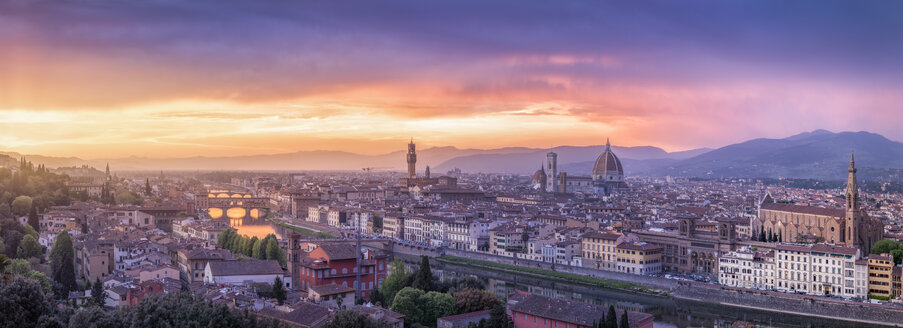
[2,1,903,328]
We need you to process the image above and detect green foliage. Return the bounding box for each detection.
[440,255,647,291]
[412,255,434,291]
[269,217,335,239]
[380,258,408,305]
[17,234,42,259]
[871,240,903,265]
[453,288,500,314]
[247,236,259,257]
[28,205,40,233]
[272,276,286,305]
[11,196,33,216]
[50,230,77,298]
[605,305,617,328]
[619,309,630,328]
[486,303,511,328]
[0,277,56,326]
[90,277,106,307]
[115,189,144,205]
[390,287,454,328]
[868,293,890,301]
[4,258,51,293]
[71,292,283,328]
[323,309,389,328]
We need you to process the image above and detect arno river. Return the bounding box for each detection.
[427,261,889,328]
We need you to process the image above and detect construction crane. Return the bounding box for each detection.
[362,167,391,184]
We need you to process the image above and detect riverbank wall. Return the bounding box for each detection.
[673,283,903,326]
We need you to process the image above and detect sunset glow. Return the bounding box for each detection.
[2,1,902,158]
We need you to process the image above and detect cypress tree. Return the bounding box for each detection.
[606,305,617,328]
[619,309,629,328]
[91,277,106,306]
[145,178,152,196]
[412,255,433,291]
[28,205,40,233]
[50,231,76,298]
[272,276,286,305]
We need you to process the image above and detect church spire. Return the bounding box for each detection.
[846,150,859,211]
[605,137,611,151]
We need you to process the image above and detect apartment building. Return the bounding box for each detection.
[382,217,403,239]
[615,242,663,275]
[580,231,623,271]
[403,216,424,243]
[718,249,775,290]
[868,254,894,299]
[774,244,863,298]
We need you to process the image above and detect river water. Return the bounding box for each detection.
[428,261,889,328]
[229,217,282,239]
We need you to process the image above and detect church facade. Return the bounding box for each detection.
[753,154,883,254]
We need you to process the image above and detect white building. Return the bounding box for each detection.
[204,260,286,287]
[774,243,862,298]
[718,249,775,290]
[403,216,424,243]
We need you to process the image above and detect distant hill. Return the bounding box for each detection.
[3,129,901,180]
[432,144,702,174]
[644,130,903,180]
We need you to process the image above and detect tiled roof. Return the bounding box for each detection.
[308,283,355,296]
[318,244,358,261]
[760,203,844,217]
[258,303,330,328]
[508,293,652,326]
[208,260,283,276]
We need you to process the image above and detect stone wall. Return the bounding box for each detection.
[673,282,903,326]
[442,249,678,290]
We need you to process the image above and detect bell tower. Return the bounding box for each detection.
[286,232,301,290]
[407,138,417,179]
[546,151,558,193]
[844,152,861,247]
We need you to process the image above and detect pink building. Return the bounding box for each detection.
[507,292,654,328]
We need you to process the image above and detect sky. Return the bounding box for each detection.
[1,0,902,159]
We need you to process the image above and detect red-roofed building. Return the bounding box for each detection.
[297,243,387,300]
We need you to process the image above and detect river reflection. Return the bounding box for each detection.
[229,217,283,239]
[420,261,889,328]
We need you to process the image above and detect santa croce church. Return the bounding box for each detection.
[753,153,884,254]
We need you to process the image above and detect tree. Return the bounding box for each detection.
[272,276,286,305]
[871,240,903,265]
[266,237,281,262]
[91,277,106,307]
[246,236,259,257]
[422,291,455,327]
[0,254,10,284]
[759,229,766,242]
[252,238,265,259]
[0,277,57,325]
[412,255,434,291]
[16,234,41,259]
[28,205,40,233]
[145,178,152,196]
[606,305,617,328]
[619,309,630,328]
[324,309,388,328]
[486,303,510,328]
[453,288,500,314]
[391,287,425,326]
[50,230,77,298]
[369,285,385,306]
[381,258,408,305]
[218,229,235,249]
[11,196,32,216]
[778,230,783,243]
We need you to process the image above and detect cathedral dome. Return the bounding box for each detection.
[592,138,624,180]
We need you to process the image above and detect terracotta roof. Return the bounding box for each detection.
[208,260,283,276]
[760,203,844,217]
[582,231,621,241]
[810,244,858,256]
[258,303,330,328]
[308,283,355,296]
[508,293,652,327]
[317,244,359,261]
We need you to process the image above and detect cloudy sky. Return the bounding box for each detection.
[1,0,902,158]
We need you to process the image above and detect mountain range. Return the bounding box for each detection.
[2,130,902,180]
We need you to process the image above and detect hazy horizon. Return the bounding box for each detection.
[3,1,902,158]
